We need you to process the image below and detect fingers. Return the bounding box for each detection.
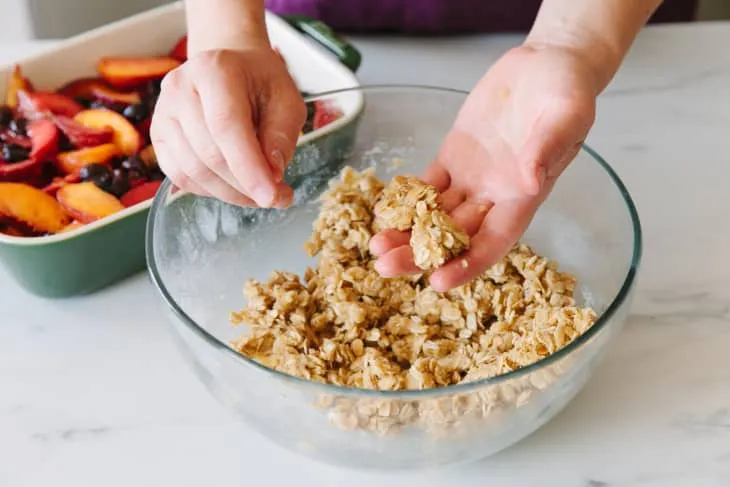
[166,69,248,196]
[369,229,410,256]
[191,51,281,208]
[151,114,257,207]
[373,245,421,277]
[448,200,492,236]
[428,197,540,292]
[439,188,466,213]
[422,162,450,191]
[257,79,306,182]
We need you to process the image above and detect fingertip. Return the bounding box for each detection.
[273,182,294,209]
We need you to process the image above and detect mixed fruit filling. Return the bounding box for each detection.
[0,35,344,238]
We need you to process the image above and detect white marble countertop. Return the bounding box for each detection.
[2,21,730,487]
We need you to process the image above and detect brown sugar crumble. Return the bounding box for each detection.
[229,167,598,435]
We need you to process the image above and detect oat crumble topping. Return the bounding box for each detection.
[229,167,598,435]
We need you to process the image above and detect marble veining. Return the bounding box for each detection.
[2,22,730,487]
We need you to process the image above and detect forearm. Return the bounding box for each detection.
[185,0,269,54]
[526,0,663,93]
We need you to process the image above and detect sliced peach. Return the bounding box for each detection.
[57,143,120,175]
[73,109,142,155]
[0,159,44,182]
[97,57,181,89]
[56,182,125,223]
[58,77,105,98]
[312,100,343,130]
[138,144,157,169]
[5,64,33,109]
[28,119,60,161]
[169,36,187,62]
[53,115,114,148]
[120,180,161,207]
[58,77,142,105]
[0,222,27,237]
[0,182,71,234]
[92,85,142,106]
[0,132,31,149]
[58,220,84,233]
[42,173,81,196]
[17,90,84,119]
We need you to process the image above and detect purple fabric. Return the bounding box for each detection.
[266,0,698,35]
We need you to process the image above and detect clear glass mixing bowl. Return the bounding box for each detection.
[146,85,642,470]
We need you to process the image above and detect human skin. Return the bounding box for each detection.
[150,0,662,290]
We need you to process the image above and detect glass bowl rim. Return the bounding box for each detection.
[145,84,643,399]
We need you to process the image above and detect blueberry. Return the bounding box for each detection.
[1,143,30,163]
[107,168,130,197]
[122,103,149,124]
[302,102,315,133]
[74,96,93,108]
[0,106,13,127]
[58,134,75,152]
[8,118,27,136]
[80,163,113,189]
[89,100,125,114]
[120,155,146,174]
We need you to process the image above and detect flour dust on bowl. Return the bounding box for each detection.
[146,86,642,470]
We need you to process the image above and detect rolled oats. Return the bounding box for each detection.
[230,167,598,437]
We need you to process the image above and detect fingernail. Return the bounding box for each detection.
[270,150,286,182]
[252,185,276,208]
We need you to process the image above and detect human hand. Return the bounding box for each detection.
[150,46,306,208]
[370,43,600,291]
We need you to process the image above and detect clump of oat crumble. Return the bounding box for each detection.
[230,167,598,436]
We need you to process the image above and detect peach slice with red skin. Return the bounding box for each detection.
[97,56,181,89]
[56,182,125,223]
[5,64,34,109]
[42,173,81,196]
[312,100,343,130]
[58,220,84,233]
[0,182,71,234]
[138,144,157,169]
[17,90,84,119]
[169,36,187,61]
[28,118,60,160]
[0,119,59,182]
[73,109,142,155]
[52,115,114,149]
[57,143,120,175]
[120,180,162,207]
[58,77,141,105]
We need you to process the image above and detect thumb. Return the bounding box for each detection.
[258,86,306,182]
[519,97,594,196]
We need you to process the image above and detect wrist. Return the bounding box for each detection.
[184,0,270,54]
[522,35,618,96]
[525,28,620,95]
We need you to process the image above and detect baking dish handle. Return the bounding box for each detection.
[280,15,362,73]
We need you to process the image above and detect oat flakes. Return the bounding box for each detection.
[230,167,598,436]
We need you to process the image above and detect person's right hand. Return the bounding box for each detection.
[150,47,306,208]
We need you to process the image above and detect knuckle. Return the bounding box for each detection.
[160,67,184,93]
[205,107,239,134]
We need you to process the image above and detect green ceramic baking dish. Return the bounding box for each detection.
[0,3,361,298]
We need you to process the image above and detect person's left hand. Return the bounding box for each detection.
[369,42,600,292]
